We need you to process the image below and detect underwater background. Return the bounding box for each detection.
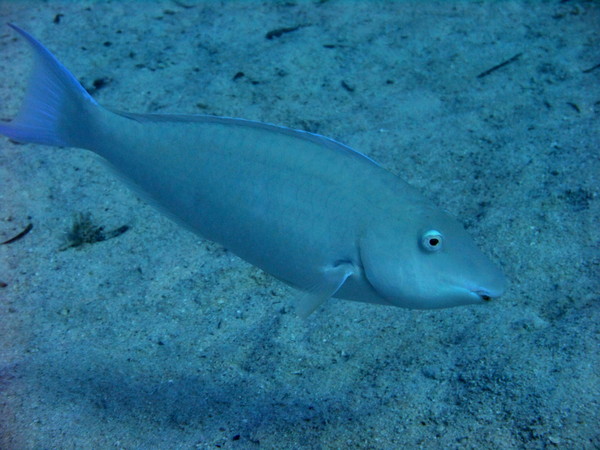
[0,1,598,448]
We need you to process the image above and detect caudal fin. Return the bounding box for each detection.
[0,24,100,148]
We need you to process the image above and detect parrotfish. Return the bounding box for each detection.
[0,25,506,316]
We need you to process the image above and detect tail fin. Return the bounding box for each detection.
[0,24,99,148]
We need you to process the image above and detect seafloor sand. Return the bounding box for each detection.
[0,1,598,448]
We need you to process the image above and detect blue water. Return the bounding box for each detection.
[1,1,598,448]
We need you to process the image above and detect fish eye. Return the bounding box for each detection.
[421,230,443,252]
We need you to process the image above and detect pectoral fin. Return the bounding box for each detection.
[295,262,356,318]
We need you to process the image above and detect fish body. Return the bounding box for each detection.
[0,25,506,315]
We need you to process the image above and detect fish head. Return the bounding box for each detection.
[360,206,506,309]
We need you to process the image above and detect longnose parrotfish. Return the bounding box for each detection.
[0,25,506,316]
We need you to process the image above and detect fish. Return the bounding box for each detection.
[0,24,506,316]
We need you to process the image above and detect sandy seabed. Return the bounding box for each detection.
[0,1,598,448]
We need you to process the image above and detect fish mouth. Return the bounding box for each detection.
[470,286,504,302]
[467,270,507,303]
[474,290,493,302]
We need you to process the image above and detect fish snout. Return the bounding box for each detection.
[471,274,506,302]
[474,290,495,302]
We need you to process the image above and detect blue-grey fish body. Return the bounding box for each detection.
[0,25,506,315]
